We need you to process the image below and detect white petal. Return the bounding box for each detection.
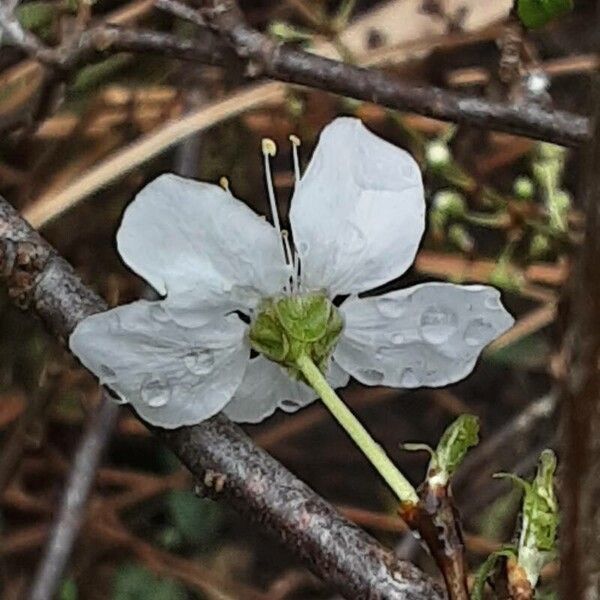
[334,283,514,388]
[117,174,289,306]
[69,301,249,428]
[290,118,425,295]
[223,356,349,424]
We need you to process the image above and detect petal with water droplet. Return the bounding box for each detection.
[69,299,249,428]
[334,283,514,388]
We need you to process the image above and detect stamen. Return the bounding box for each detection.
[289,134,301,184]
[219,176,230,191]
[261,138,283,238]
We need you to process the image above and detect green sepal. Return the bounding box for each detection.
[517,0,573,29]
[471,547,518,600]
[275,293,331,342]
[248,310,289,362]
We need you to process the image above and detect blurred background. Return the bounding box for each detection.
[0,0,593,597]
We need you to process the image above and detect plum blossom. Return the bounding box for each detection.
[70,117,514,428]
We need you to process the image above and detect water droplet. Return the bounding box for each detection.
[184,349,215,375]
[464,319,495,346]
[357,368,384,385]
[400,368,420,387]
[100,364,116,380]
[346,223,367,253]
[141,379,170,408]
[420,305,458,344]
[297,241,310,256]
[280,399,300,411]
[484,293,501,310]
[149,304,171,322]
[377,297,405,318]
[390,332,406,344]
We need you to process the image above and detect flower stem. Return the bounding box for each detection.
[295,354,419,505]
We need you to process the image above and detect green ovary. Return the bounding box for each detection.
[248,293,343,377]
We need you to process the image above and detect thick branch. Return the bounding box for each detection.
[0,195,443,599]
[559,74,600,599]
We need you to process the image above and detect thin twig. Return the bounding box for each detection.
[29,395,119,600]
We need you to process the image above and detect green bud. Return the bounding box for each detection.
[432,189,466,218]
[268,21,313,43]
[494,449,559,588]
[429,414,479,486]
[425,140,451,169]
[472,548,518,600]
[513,176,535,200]
[529,233,551,259]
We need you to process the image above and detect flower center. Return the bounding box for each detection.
[248,293,343,378]
[261,136,304,295]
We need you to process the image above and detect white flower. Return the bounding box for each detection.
[70,117,514,428]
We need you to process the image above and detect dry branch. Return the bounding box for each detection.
[0,196,443,600]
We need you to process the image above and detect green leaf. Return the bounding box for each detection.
[430,414,479,484]
[113,564,187,600]
[517,0,573,29]
[472,548,518,600]
[167,490,223,547]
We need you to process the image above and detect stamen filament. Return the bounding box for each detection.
[295,354,419,505]
[262,139,283,238]
[281,230,294,292]
[289,134,301,184]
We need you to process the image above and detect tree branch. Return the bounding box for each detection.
[0,195,444,599]
[0,2,591,145]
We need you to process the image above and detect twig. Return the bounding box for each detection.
[1,9,591,145]
[29,395,119,600]
[0,197,443,600]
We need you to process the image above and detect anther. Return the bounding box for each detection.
[262,138,277,157]
[219,176,230,191]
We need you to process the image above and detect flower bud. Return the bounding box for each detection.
[432,189,466,218]
[513,176,535,200]
[425,140,451,169]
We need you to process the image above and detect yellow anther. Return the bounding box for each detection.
[289,134,301,147]
[261,138,277,157]
[219,176,230,191]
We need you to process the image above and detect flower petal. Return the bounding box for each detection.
[69,301,249,428]
[290,117,425,295]
[117,173,289,306]
[223,356,349,424]
[334,283,514,388]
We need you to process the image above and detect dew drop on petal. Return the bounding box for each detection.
[400,367,420,388]
[377,297,405,318]
[297,241,310,256]
[484,293,501,311]
[184,349,215,375]
[141,379,170,408]
[464,319,495,346]
[358,368,385,385]
[149,304,171,322]
[390,332,406,344]
[420,305,458,344]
